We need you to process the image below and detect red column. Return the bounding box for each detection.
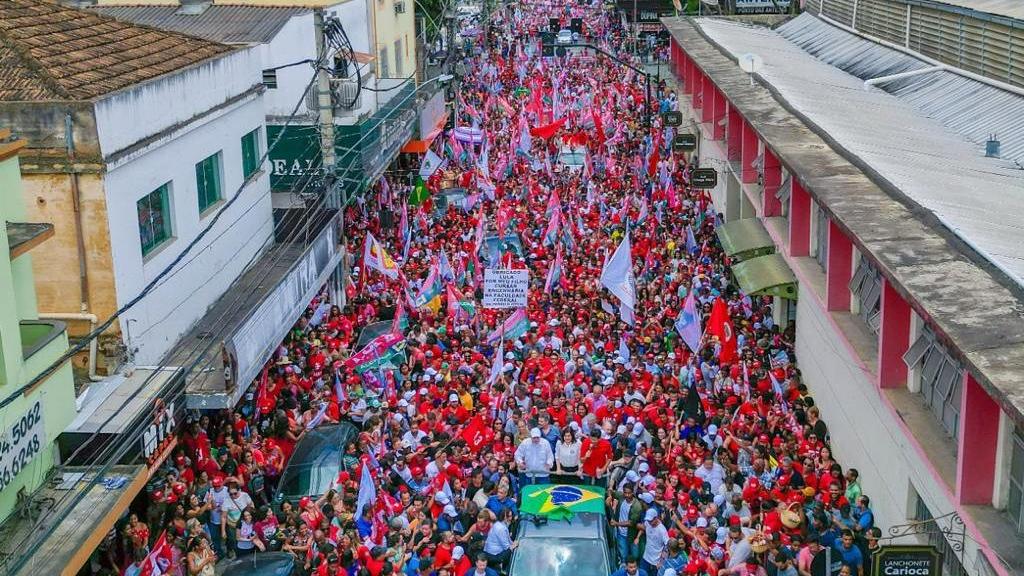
[826,220,853,311]
[701,74,714,124]
[956,373,999,505]
[681,53,691,95]
[726,106,742,161]
[788,180,810,257]
[740,120,758,184]
[712,90,726,140]
[762,148,782,216]
[878,279,911,389]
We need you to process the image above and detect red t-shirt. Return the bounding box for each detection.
[580,438,613,477]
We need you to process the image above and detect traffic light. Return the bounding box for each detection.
[549,17,560,31]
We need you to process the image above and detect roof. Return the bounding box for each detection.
[0,0,234,101]
[92,5,310,44]
[919,0,1024,21]
[716,217,776,261]
[94,0,354,6]
[730,253,798,299]
[662,16,1024,425]
[518,511,606,539]
[694,15,1024,289]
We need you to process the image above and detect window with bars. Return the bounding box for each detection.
[1009,427,1024,535]
[241,129,261,179]
[196,152,223,214]
[138,183,173,257]
[903,326,964,439]
[849,254,882,334]
[814,203,828,272]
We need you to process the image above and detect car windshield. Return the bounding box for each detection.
[510,538,608,576]
[277,425,357,499]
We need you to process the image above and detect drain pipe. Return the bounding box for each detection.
[863,65,945,90]
[38,312,103,382]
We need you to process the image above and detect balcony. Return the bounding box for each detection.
[19,319,68,378]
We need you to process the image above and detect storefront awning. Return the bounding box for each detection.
[731,253,798,300]
[2,465,147,576]
[716,217,775,262]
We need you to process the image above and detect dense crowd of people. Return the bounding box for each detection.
[109,2,881,576]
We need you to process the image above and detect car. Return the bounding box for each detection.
[509,484,613,576]
[221,552,295,576]
[273,423,359,510]
[556,29,573,45]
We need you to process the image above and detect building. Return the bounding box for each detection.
[0,0,274,374]
[664,4,1024,574]
[0,128,77,524]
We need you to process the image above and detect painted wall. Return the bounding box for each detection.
[366,0,416,78]
[260,12,319,119]
[103,96,273,366]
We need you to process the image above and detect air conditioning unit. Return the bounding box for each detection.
[394,1,406,14]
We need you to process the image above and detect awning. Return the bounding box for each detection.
[2,465,147,576]
[401,112,448,154]
[731,253,798,300]
[716,218,776,262]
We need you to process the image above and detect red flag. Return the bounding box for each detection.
[592,106,605,147]
[707,298,738,364]
[137,531,173,576]
[530,117,568,140]
[459,416,489,452]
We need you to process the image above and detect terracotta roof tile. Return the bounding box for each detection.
[0,0,235,101]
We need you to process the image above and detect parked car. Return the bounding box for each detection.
[556,29,573,44]
[221,552,294,576]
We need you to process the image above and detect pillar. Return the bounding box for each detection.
[762,148,782,216]
[712,90,726,141]
[826,220,853,311]
[878,279,911,388]
[740,120,758,184]
[788,180,810,257]
[692,70,703,110]
[956,373,999,505]
[726,106,742,161]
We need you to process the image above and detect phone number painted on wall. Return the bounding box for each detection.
[0,401,45,493]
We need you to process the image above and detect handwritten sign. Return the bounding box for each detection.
[483,268,529,309]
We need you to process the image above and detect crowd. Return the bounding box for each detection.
[107,2,882,576]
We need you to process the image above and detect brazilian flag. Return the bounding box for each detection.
[520,485,606,521]
[409,176,430,206]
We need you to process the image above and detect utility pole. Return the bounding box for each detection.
[314,9,338,208]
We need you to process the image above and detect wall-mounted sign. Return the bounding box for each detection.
[871,545,942,576]
[673,133,697,151]
[691,167,718,189]
[0,401,45,494]
[662,111,683,127]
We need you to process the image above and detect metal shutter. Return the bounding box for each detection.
[805,0,822,15]
[822,0,856,28]
[855,0,907,47]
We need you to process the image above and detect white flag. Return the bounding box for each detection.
[355,463,376,520]
[600,233,636,310]
[419,149,444,178]
[488,340,504,386]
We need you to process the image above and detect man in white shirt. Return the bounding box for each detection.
[514,428,554,486]
[639,508,669,576]
[695,454,727,494]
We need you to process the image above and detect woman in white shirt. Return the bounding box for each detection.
[555,427,582,478]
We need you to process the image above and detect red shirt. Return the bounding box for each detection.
[580,437,613,477]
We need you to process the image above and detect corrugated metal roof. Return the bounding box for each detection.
[777,13,1024,168]
[93,5,310,44]
[694,15,1024,288]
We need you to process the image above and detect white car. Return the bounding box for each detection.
[556,29,573,45]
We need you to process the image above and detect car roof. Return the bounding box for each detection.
[518,511,605,540]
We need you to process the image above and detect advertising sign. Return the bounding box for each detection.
[0,400,45,493]
[483,268,529,308]
[871,545,942,576]
[691,167,718,189]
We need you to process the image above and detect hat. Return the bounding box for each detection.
[707,424,718,436]
[686,506,699,519]
[632,422,644,435]
[638,462,650,473]
[639,492,654,504]
[443,504,458,517]
[644,509,658,522]
[530,427,541,438]
[448,393,459,402]
[434,492,451,504]
[452,546,465,559]
[716,526,729,544]
[418,387,429,395]
[624,470,640,483]
[505,352,516,360]
[695,517,708,528]
[212,476,224,488]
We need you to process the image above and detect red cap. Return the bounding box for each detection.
[172,482,187,495]
[337,471,351,484]
[300,496,312,509]
[686,506,699,519]
[212,476,224,488]
[758,434,769,443]
[728,515,742,527]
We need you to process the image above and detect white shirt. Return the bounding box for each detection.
[642,520,669,565]
[555,440,581,468]
[514,438,554,475]
[695,462,727,493]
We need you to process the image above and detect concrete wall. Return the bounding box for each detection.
[366,0,416,78]
[261,12,319,119]
[102,94,273,365]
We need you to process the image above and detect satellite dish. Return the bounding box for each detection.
[738,53,763,74]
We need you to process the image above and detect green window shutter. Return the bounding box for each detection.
[138,183,171,256]
[197,153,222,213]
[242,129,260,178]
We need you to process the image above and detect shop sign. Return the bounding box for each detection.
[673,133,697,151]
[0,400,45,493]
[418,90,447,138]
[663,111,683,127]
[141,398,181,476]
[691,167,718,188]
[871,545,942,576]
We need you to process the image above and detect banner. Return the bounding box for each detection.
[345,332,405,373]
[483,268,530,308]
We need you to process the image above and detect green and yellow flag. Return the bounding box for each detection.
[409,176,430,206]
[520,485,606,520]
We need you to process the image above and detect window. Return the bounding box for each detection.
[903,326,964,438]
[380,46,390,77]
[138,183,172,256]
[241,129,261,179]
[814,203,829,271]
[776,168,791,218]
[1008,426,1024,534]
[196,152,223,214]
[262,69,278,89]
[394,39,404,76]
[849,254,882,334]
[913,494,967,576]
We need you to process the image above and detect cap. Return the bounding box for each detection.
[530,427,541,438]
[212,476,224,488]
[452,546,465,559]
[448,393,459,402]
[434,492,451,504]
[716,526,729,544]
[695,517,708,528]
[644,509,658,522]
[639,492,654,504]
[443,504,458,517]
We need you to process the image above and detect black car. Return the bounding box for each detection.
[221,552,294,576]
[274,423,359,508]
